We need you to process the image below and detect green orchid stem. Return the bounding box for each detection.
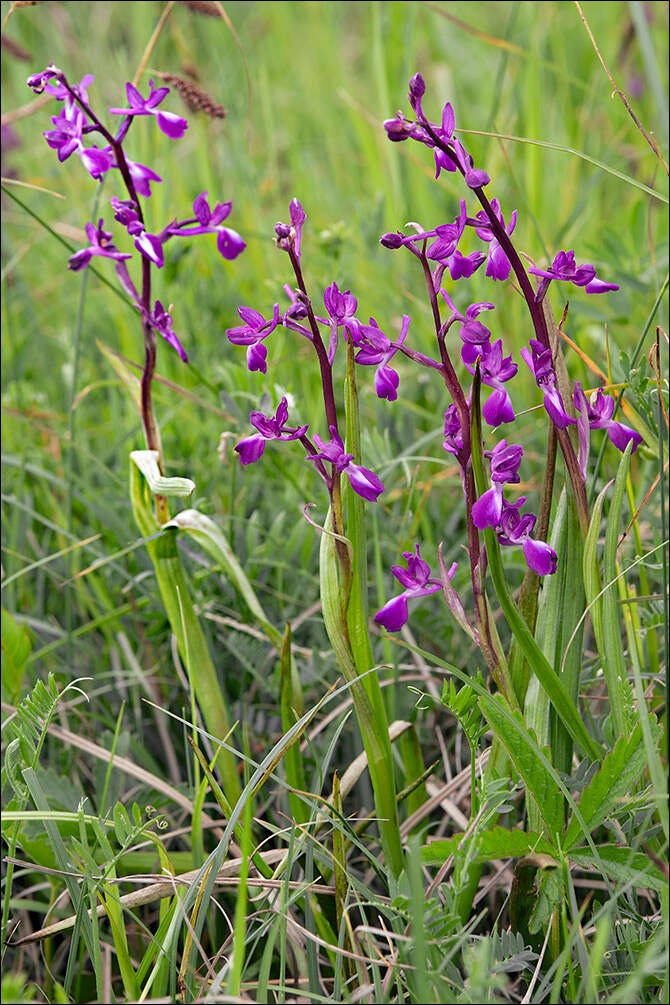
[471,366,603,762]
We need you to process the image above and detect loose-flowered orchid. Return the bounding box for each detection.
[471,439,523,530]
[472,199,517,282]
[68,219,132,271]
[235,397,308,466]
[521,339,576,429]
[109,80,188,139]
[170,192,246,261]
[573,383,643,455]
[529,250,619,296]
[226,304,281,374]
[375,545,456,632]
[354,315,411,402]
[307,428,384,502]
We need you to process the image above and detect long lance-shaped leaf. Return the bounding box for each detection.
[130,461,241,804]
[320,507,403,877]
[601,442,637,735]
[470,365,602,762]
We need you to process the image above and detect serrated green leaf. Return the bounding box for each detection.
[568,844,666,893]
[563,723,649,849]
[479,694,563,843]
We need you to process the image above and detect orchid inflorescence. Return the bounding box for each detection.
[223,72,643,652]
[27,64,246,464]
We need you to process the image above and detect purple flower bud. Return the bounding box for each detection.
[380,232,405,249]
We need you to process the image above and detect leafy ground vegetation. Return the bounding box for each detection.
[1,1,668,1002]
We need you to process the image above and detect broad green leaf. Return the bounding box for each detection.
[1,608,32,703]
[422,826,556,865]
[568,845,666,893]
[563,724,648,849]
[479,694,563,843]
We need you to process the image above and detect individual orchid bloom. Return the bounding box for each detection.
[355,315,411,402]
[440,290,495,365]
[124,156,162,197]
[68,219,132,271]
[475,340,517,427]
[109,197,169,267]
[443,136,490,189]
[529,250,619,295]
[275,198,307,259]
[226,304,281,374]
[572,381,592,480]
[42,103,113,179]
[109,80,188,139]
[442,404,464,457]
[322,282,361,361]
[307,428,384,502]
[574,383,643,454]
[146,300,188,362]
[521,338,576,429]
[498,498,557,576]
[471,439,523,529]
[375,544,455,632]
[170,192,246,260]
[27,65,61,94]
[235,397,308,466]
[472,198,517,282]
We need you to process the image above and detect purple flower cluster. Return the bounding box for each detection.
[28,65,246,363]
[370,74,639,633]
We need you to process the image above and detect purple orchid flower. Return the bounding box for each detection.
[471,439,523,529]
[235,397,308,466]
[385,74,489,189]
[275,198,307,259]
[475,340,517,427]
[528,250,619,295]
[124,156,162,197]
[322,282,361,361]
[42,103,113,180]
[226,304,281,374]
[443,404,464,457]
[381,202,483,281]
[440,290,496,366]
[498,498,557,576]
[110,197,169,267]
[307,428,384,502]
[27,65,61,94]
[521,338,576,429]
[472,198,517,282]
[68,219,132,271]
[375,544,456,632]
[147,300,188,362]
[109,80,188,139]
[44,71,95,111]
[573,383,643,455]
[170,192,246,261]
[355,315,411,402]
